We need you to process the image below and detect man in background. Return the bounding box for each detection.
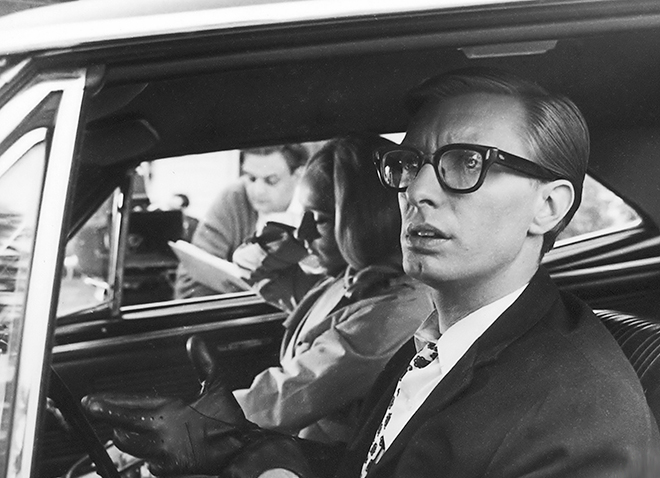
[175,144,308,298]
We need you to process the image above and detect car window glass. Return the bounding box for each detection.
[556,175,642,244]
[124,143,322,306]
[0,131,47,462]
[57,194,115,316]
[123,152,243,305]
[58,147,302,309]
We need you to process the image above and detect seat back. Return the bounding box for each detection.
[595,309,660,429]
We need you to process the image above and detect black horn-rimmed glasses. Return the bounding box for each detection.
[373,143,563,193]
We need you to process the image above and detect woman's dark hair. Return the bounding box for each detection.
[407,67,590,255]
[306,134,403,271]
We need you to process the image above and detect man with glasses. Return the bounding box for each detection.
[84,68,660,477]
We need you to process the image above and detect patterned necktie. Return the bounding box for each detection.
[360,342,439,477]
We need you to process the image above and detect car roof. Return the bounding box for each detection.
[0,0,528,55]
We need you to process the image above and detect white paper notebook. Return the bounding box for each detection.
[169,240,251,292]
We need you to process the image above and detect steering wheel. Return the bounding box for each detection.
[48,367,121,478]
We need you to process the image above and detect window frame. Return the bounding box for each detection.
[0,69,86,478]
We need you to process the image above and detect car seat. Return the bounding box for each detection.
[595,309,660,429]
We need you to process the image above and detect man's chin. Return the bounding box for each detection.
[403,256,452,286]
[403,257,429,280]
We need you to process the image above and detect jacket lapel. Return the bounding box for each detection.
[367,267,561,476]
[339,341,415,476]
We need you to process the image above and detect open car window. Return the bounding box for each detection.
[58,142,326,313]
[57,144,645,316]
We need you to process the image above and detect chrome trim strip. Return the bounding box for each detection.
[543,226,646,266]
[0,0,530,55]
[548,230,660,273]
[53,312,285,357]
[120,293,263,319]
[554,219,645,248]
[110,183,132,315]
[8,70,86,478]
[551,255,660,280]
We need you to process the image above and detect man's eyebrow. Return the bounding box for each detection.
[242,171,282,181]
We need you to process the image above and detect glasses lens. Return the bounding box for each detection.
[439,148,484,190]
[381,150,420,189]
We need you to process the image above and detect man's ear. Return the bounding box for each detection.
[529,179,575,236]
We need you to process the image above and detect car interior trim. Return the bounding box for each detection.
[98,12,660,88]
[543,226,649,267]
[459,40,558,58]
[556,220,646,248]
[119,293,264,318]
[52,312,285,359]
[109,183,131,315]
[552,233,660,272]
[551,255,660,281]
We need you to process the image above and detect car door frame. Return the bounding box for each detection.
[0,64,87,477]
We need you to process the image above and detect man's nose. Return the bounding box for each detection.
[404,163,442,207]
[251,179,268,194]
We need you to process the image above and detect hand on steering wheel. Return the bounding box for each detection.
[81,336,259,476]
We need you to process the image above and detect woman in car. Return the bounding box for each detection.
[230,134,432,444]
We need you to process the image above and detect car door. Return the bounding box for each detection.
[0,64,86,478]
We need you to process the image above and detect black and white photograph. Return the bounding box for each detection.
[0,1,659,477]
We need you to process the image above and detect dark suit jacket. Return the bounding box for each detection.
[329,268,660,478]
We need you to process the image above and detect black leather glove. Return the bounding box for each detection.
[251,221,310,279]
[81,336,263,476]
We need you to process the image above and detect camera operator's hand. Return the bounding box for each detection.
[81,336,260,476]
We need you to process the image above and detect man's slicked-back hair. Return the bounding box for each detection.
[306,134,403,270]
[406,67,590,255]
[240,143,309,173]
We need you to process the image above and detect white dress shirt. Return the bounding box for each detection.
[381,283,528,451]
